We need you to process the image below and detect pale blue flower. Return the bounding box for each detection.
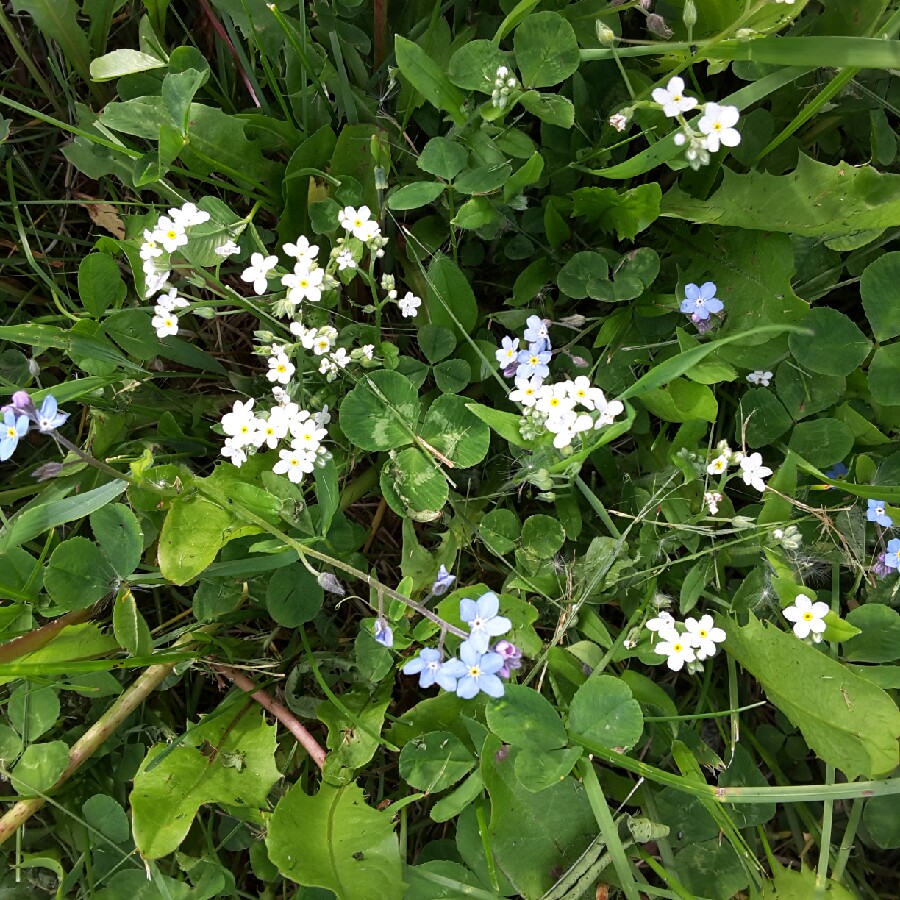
[867,499,893,528]
[460,591,512,653]
[0,410,29,461]
[495,336,520,368]
[680,282,723,320]
[884,539,900,570]
[440,640,505,699]
[403,648,456,690]
[430,564,456,597]
[523,315,550,349]
[373,618,393,648]
[515,348,551,380]
[826,462,848,480]
[35,395,69,433]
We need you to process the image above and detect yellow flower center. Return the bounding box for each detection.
[166,230,177,240]
[468,666,481,677]
[673,643,683,653]
[803,612,813,621]
[6,427,17,438]
[713,122,723,132]
[699,629,707,638]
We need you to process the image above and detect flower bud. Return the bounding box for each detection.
[682,0,697,29]
[646,14,673,39]
[596,21,616,46]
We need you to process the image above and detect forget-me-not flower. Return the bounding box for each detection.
[495,336,520,368]
[680,282,723,320]
[430,565,456,597]
[867,499,893,527]
[35,395,69,433]
[0,409,29,461]
[373,618,393,648]
[825,462,848,481]
[523,315,550,352]
[402,648,456,690]
[515,348,551,381]
[440,640,505,699]
[884,538,900,570]
[459,591,512,653]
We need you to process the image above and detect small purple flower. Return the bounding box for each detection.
[402,648,456,690]
[884,539,900,570]
[430,564,456,597]
[692,315,714,334]
[0,409,29,461]
[515,348,551,381]
[460,591,512,653]
[873,553,892,578]
[35,395,69,433]
[493,640,523,678]
[825,462,848,481]
[440,640,505,699]
[373,618,393,648]
[867,499,893,528]
[523,315,550,349]
[680,282,723,320]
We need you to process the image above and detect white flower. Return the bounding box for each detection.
[291,423,327,453]
[240,252,279,295]
[140,231,163,260]
[151,308,179,338]
[646,611,675,633]
[360,344,375,361]
[331,348,350,369]
[509,376,542,407]
[221,399,262,447]
[283,236,319,265]
[746,370,773,387]
[654,626,697,672]
[651,77,698,118]
[336,249,356,271]
[609,113,628,132]
[783,594,829,642]
[536,383,576,417]
[221,437,247,467]
[566,376,605,410]
[312,333,333,356]
[495,336,520,367]
[683,615,726,660]
[338,205,380,242]
[143,269,171,298]
[398,291,421,318]
[267,352,295,385]
[273,447,315,483]
[739,452,772,492]
[594,395,624,428]
[152,215,189,253]
[156,287,189,312]
[282,263,324,304]
[169,202,210,228]
[496,65,509,79]
[704,491,722,515]
[707,454,729,476]
[697,103,741,152]
[215,239,240,257]
[315,405,332,428]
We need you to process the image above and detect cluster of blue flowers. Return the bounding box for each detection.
[1,392,69,461]
[680,281,724,334]
[865,497,900,574]
[401,591,522,700]
[495,314,552,380]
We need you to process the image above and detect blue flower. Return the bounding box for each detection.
[459,591,512,653]
[402,648,456,690]
[825,462,848,480]
[35,395,69,433]
[430,564,456,597]
[515,348,551,381]
[884,538,900,570]
[495,336,520,368]
[373,618,393,648]
[867,499,893,528]
[0,410,29,461]
[523,315,550,349]
[440,640,505,699]
[680,282,723,320]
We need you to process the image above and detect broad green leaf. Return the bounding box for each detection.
[724,616,900,779]
[454,164,511,195]
[91,503,143,578]
[418,324,456,364]
[484,684,567,751]
[479,508,521,556]
[466,402,539,450]
[787,418,855,468]
[868,343,900,405]
[112,589,153,657]
[319,682,393,779]
[480,734,595,899]
[424,254,478,336]
[82,794,131,844]
[399,731,475,793]
[417,137,469,181]
[387,181,445,211]
[395,35,466,126]
[265,564,323,627]
[514,746,582,793]
[78,253,126,318]
[8,683,59,743]
[864,795,900,849]
[503,151,544,201]
[737,388,792,447]
[843,605,900,662]
[557,251,609,300]
[676,840,748,900]
[434,358,471,393]
[10,0,90,80]
[339,369,420,451]
[406,860,502,899]
[572,184,662,241]
[452,197,496,230]
[661,155,900,237]
[419,395,490,468]
[757,863,856,899]
[430,771,485,823]
[105,310,158,360]
[568,675,644,751]
[158,495,233,585]
[861,251,900,341]
[517,91,575,127]
[44,537,117,611]
[266,781,403,899]
[639,378,717,423]
[520,515,565,558]
[90,48,166,81]
[513,11,580,88]
[9,741,69,794]
[132,707,279,858]
[447,40,509,92]
[789,307,872,377]
[381,447,448,522]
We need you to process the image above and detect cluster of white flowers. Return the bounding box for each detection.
[141,202,220,338]
[491,65,518,110]
[497,316,623,451]
[220,396,331,479]
[650,77,741,170]
[647,610,726,673]
[706,440,772,493]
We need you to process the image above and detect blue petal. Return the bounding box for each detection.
[419,668,438,689]
[705,298,724,314]
[39,395,57,419]
[479,674,505,698]
[693,307,711,320]
[459,597,478,623]
[478,652,505,675]
[434,670,458,691]
[402,657,425,675]
[456,676,479,700]
[684,283,700,301]
[440,657,468,678]
[699,281,717,299]
[680,299,694,314]
[465,631,490,654]
[476,592,499,619]
[0,436,15,461]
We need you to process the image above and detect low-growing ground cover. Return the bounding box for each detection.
[0,0,898,897]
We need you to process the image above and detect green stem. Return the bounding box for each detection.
[575,475,621,539]
[830,797,864,886]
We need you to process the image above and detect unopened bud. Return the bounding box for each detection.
[682,0,697,29]
[646,14,673,39]
[318,572,346,596]
[27,358,40,379]
[32,462,64,482]
[596,21,616,46]
[558,314,586,328]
